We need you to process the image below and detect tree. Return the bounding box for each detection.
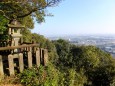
[69,46,115,86]
[53,39,71,66]
[0,0,62,22]
[0,0,62,30]
[52,39,115,86]
[0,0,62,40]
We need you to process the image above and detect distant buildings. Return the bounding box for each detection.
[48,35,115,57]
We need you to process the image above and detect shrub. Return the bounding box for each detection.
[19,63,59,86]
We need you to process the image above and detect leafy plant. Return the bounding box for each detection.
[19,63,59,86]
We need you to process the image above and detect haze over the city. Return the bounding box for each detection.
[32,0,115,36]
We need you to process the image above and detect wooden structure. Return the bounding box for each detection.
[0,20,48,77]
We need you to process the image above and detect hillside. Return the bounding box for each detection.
[0,36,115,86]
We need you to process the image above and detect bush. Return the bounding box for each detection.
[19,63,59,86]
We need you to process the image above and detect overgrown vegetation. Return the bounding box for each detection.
[52,39,115,86]
[0,35,115,86]
[19,64,59,86]
[0,0,115,86]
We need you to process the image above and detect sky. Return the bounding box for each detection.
[32,0,115,37]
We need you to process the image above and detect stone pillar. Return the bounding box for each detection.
[8,28,11,34]
[33,47,37,53]
[19,53,24,73]
[8,54,15,76]
[36,48,40,67]
[20,37,23,44]
[40,48,43,65]
[29,47,32,52]
[27,51,32,68]
[0,55,4,77]
[43,49,48,66]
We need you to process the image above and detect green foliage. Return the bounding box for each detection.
[0,16,9,40]
[0,15,9,33]
[19,64,59,86]
[53,39,70,56]
[31,33,47,47]
[53,39,115,86]
[0,0,62,27]
[19,15,34,29]
[69,46,102,70]
[0,38,112,86]
[0,0,53,19]
[0,37,114,86]
[19,64,87,86]
[58,68,87,86]
[22,29,32,42]
[52,39,71,66]
[14,38,115,86]
[0,0,62,41]
[88,59,115,86]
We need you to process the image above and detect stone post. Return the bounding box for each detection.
[40,48,43,65]
[43,49,48,66]
[27,51,32,68]
[19,53,24,73]
[8,54,15,76]
[29,47,32,52]
[36,48,40,67]
[0,55,4,77]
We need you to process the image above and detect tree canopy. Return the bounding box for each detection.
[52,39,115,86]
[0,0,62,22]
[0,0,62,39]
[0,0,62,30]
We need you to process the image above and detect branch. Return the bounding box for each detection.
[17,8,38,18]
[0,0,62,19]
[0,10,10,20]
[46,0,62,6]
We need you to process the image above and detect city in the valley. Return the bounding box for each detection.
[48,34,115,58]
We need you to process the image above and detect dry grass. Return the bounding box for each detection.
[0,76,22,86]
[0,84,22,86]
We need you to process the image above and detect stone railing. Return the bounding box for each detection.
[0,44,48,76]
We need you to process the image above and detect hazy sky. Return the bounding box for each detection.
[32,0,115,36]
